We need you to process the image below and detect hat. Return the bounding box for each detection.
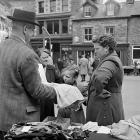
[7,9,40,26]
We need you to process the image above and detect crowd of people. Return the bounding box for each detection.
[0,8,132,140]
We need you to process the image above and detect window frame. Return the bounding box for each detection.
[61,19,68,34]
[105,26,115,37]
[84,5,92,17]
[62,0,68,12]
[132,45,140,62]
[84,27,93,42]
[50,0,56,13]
[38,1,44,13]
[106,3,114,16]
[47,20,59,34]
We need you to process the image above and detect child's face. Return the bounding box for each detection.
[63,70,75,85]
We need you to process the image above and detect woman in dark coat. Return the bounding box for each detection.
[86,35,124,126]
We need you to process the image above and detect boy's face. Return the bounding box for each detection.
[63,70,75,85]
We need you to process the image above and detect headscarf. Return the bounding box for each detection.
[61,64,79,78]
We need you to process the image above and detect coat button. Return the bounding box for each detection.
[103,116,107,119]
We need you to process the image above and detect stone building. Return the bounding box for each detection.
[0,0,11,42]
[8,0,35,12]
[33,0,79,64]
[71,0,140,66]
[7,0,140,66]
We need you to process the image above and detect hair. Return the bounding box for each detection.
[42,49,50,55]
[61,64,79,78]
[92,35,117,53]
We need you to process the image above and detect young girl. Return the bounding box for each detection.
[57,64,86,124]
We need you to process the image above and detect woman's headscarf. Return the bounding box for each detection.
[61,64,79,78]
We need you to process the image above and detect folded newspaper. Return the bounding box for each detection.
[38,64,84,108]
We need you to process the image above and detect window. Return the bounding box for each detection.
[106,3,114,16]
[84,28,92,42]
[84,6,92,17]
[38,1,44,13]
[54,21,59,34]
[105,26,115,36]
[38,21,44,34]
[47,20,59,34]
[47,21,53,34]
[61,19,68,34]
[132,46,140,60]
[50,0,56,12]
[62,0,68,12]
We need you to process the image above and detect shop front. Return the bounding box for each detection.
[60,43,95,65]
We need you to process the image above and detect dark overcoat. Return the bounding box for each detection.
[0,35,56,132]
[86,52,124,126]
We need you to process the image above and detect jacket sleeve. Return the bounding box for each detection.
[93,60,117,97]
[20,53,56,101]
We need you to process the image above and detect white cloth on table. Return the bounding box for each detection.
[38,64,84,108]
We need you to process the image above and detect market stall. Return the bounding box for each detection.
[4,115,140,140]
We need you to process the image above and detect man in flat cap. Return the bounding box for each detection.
[0,9,57,138]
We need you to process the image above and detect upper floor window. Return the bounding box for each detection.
[106,3,114,16]
[38,1,44,13]
[50,0,56,12]
[132,46,140,60]
[61,19,68,34]
[84,27,92,42]
[105,26,115,36]
[84,6,92,17]
[38,21,44,34]
[47,20,59,34]
[62,0,68,12]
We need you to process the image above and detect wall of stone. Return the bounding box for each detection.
[72,18,128,44]
[9,0,35,12]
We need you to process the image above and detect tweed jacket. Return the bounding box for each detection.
[0,35,56,132]
[86,51,124,126]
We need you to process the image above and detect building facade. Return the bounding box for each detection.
[34,0,72,64]
[0,0,11,43]
[72,0,140,66]
[8,0,35,12]
[8,0,140,66]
